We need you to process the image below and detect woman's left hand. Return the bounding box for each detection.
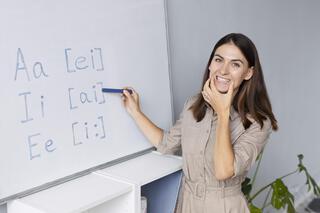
[202,76,234,117]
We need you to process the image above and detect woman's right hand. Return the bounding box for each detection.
[121,87,163,147]
[122,87,141,118]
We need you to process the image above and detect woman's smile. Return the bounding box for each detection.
[214,75,231,92]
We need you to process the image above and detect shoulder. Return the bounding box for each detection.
[184,94,200,109]
[177,94,201,122]
[246,115,272,133]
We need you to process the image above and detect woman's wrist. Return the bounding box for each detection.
[217,109,230,121]
[131,109,143,120]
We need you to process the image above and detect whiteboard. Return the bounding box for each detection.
[0,0,172,202]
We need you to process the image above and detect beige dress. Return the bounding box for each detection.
[156,96,272,213]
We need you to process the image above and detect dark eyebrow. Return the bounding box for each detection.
[214,54,244,64]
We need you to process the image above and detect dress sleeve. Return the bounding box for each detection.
[155,97,192,154]
[232,118,272,178]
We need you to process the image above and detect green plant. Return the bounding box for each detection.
[242,153,320,213]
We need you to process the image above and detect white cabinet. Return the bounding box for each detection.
[8,152,182,213]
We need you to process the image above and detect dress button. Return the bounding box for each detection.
[206,129,209,133]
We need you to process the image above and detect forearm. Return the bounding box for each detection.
[214,113,235,180]
[132,111,164,147]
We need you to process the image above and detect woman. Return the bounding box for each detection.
[122,33,278,212]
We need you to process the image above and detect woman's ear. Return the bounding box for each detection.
[244,66,254,80]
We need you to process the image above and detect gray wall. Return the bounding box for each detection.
[166,0,320,209]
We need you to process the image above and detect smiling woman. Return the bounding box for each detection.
[121,33,278,212]
[209,43,253,94]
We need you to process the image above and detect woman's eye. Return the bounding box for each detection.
[214,58,221,62]
[232,63,240,68]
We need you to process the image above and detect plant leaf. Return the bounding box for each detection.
[249,204,262,213]
[271,179,295,212]
[242,177,252,199]
[287,201,295,213]
[297,154,320,196]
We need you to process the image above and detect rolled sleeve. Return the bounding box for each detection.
[155,96,194,154]
[156,119,182,154]
[232,119,272,178]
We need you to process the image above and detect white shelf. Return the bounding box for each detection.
[94,151,182,186]
[8,173,132,213]
[8,152,183,213]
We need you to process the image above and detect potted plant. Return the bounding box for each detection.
[242,152,320,213]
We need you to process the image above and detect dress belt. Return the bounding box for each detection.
[184,178,242,199]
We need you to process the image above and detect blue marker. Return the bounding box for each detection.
[102,88,133,94]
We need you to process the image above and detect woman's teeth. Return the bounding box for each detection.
[216,76,230,83]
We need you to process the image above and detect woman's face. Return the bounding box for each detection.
[209,43,253,94]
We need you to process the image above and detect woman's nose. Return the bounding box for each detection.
[219,63,229,75]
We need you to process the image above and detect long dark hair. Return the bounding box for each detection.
[190,33,278,130]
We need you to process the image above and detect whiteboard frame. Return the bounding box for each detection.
[0,0,173,205]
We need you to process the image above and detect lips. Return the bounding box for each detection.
[216,76,230,83]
